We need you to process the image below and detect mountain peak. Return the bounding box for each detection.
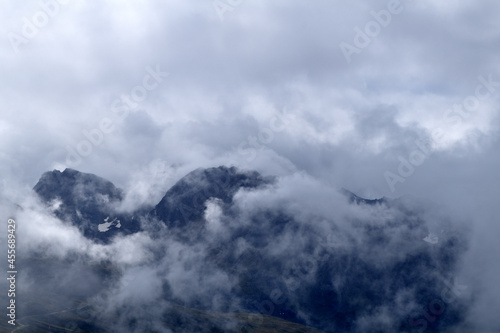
[340,188,386,205]
[33,168,138,243]
[32,166,271,242]
[151,166,271,229]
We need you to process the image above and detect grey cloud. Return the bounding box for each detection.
[1,0,500,331]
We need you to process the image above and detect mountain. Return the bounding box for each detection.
[150,166,272,242]
[28,166,469,332]
[33,168,141,243]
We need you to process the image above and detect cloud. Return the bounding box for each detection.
[1,0,499,331]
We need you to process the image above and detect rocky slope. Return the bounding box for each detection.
[28,166,468,332]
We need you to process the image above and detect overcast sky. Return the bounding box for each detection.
[1,1,500,330]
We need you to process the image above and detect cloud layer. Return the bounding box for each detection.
[1,0,500,331]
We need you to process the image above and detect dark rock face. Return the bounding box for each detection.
[33,168,140,243]
[201,200,467,333]
[341,188,387,206]
[31,166,468,332]
[150,166,271,228]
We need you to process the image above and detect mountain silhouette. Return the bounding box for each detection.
[29,166,468,332]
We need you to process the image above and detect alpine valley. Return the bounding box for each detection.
[3,166,470,332]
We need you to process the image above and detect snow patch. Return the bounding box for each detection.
[98,217,121,232]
